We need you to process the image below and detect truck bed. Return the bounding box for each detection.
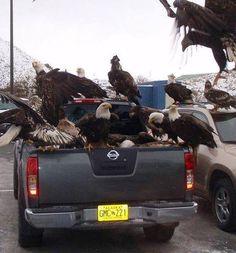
[28,145,188,206]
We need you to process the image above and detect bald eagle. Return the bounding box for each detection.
[204,80,236,110]
[164,74,193,104]
[32,61,108,125]
[76,102,113,149]
[108,55,141,105]
[129,105,162,136]
[148,112,179,143]
[159,0,236,85]
[168,105,217,148]
[0,92,78,147]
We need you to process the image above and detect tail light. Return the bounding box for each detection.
[73,98,102,104]
[27,157,39,197]
[184,152,195,190]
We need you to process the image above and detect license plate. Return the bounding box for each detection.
[97,204,128,221]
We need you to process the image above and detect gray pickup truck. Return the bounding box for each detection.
[13,98,197,247]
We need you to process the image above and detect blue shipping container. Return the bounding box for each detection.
[138,80,166,109]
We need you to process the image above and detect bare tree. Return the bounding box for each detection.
[135,75,149,85]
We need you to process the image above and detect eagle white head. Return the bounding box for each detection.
[148,112,165,125]
[168,105,181,122]
[96,102,112,120]
[76,68,85,78]
[167,73,176,84]
[32,61,44,74]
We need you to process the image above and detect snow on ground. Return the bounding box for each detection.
[1,36,236,102]
[178,70,236,103]
[0,37,36,89]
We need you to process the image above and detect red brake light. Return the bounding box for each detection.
[73,98,103,104]
[184,152,195,190]
[27,157,39,197]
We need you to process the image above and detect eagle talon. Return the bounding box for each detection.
[38,146,46,152]
[84,143,93,152]
[25,139,34,145]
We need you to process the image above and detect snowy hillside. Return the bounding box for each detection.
[1,35,236,101]
[178,71,236,102]
[0,37,35,89]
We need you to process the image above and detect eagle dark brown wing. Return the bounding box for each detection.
[173,0,227,36]
[0,91,45,124]
[40,69,108,126]
[160,0,236,85]
[0,91,77,146]
[76,113,110,144]
[164,82,192,103]
[205,0,236,30]
[205,88,236,109]
[171,113,217,148]
[108,56,141,105]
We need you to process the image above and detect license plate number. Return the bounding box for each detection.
[98,204,128,221]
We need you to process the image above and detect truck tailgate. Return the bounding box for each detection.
[37,147,186,205]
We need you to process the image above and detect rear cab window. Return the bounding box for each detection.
[64,102,146,135]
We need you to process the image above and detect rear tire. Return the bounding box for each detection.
[18,183,43,247]
[212,178,236,232]
[143,223,178,242]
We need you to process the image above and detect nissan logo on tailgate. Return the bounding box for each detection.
[107,150,119,160]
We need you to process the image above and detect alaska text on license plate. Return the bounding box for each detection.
[98,204,128,221]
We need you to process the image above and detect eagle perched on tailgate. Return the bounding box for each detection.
[76,102,113,150]
[159,0,236,85]
[0,92,77,147]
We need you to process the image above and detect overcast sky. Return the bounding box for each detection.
[1,0,231,80]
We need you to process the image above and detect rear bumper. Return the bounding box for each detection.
[25,201,198,229]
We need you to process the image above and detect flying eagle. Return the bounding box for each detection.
[148,112,179,143]
[0,92,78,147]
[159,0,236,85]
[164,74,193,104]
[168,104,217,148]
[75,102,113,149]
[32,61,108,125]
[108,55,142,105]
[204,80,236,110]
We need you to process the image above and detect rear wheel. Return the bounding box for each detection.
[18,184,43,247]
[212,178,236,232]
[143,223,178,242]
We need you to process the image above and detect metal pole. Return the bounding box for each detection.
[10,0,14,94]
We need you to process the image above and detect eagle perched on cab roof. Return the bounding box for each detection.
[204,80,236,110]
[159,0,236,85]
[108,55,142,105]
[32,61,108,126]
[164,74,193,104]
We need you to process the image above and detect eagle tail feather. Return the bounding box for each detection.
[0,125,22,147]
